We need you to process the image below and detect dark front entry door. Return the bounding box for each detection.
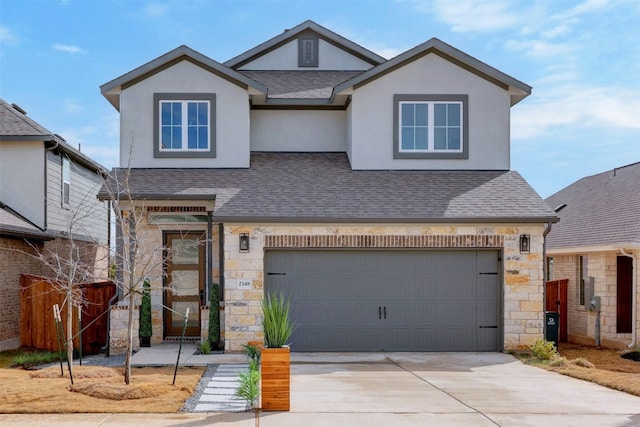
[617,256,633,334]
[164,232,205,337]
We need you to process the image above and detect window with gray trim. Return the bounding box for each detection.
[153,93,216,158]
[61,156,70,208]
[393,94,468,159]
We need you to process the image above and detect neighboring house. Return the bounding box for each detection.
[546,162,639,349]
[99,20,556,353]
[0,99,109,351]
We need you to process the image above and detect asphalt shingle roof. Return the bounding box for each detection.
[239,71,363,99]
[0,99,51,136]
[101,153,555,223]
[545,162,640,249]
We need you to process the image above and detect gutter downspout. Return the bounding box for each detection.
[620,248,637,348]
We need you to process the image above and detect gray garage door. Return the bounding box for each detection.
[264,250,501,352]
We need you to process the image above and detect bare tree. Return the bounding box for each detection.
[19,164,109,382]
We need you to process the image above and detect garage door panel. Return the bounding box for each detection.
[265,250,501,352]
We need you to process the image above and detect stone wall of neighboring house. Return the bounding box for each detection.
[0,238,48,351]
[552,254,586,339]
[0,236,109,352]
[552,251,638,349]
[222,223,547,352]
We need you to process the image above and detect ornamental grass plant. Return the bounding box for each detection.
[261,291,296,348]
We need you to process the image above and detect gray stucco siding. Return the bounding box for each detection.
[348,54,511,170]
[119,60,250,168]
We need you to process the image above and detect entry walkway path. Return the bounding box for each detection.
[193,363,248,412]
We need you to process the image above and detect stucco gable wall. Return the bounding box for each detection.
[349,54,510,170]
[238,38,374,71]
[119,60,250,168]
[0,140,45,228]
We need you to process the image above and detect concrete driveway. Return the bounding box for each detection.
[1,352,639,426]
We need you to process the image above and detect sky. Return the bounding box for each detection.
[0,0,638,198]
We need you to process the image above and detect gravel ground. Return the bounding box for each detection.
[80,352,127,367]
[180,364,218,412]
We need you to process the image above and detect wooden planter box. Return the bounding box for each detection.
[260,346,290,411]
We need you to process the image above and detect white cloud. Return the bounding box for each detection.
[503,38,573,59]
[371,45,405,60]
[143,2,169,17]
[52,43,86,54]
[512,84,640,140]
[63,99,83,114]
[0,25,19,46]
[428,0,521,33]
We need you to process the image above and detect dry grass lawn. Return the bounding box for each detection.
[542,343,640,397]
[0,365,204,413]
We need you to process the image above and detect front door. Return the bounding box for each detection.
[164,232,205,337]
[617,256,633,333]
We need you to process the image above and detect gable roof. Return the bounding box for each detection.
[546,162,640,251]
[334,38,532,106]
[224,20,386,69]
[0,202,53,240]
[0,99,105,173]
[99,152,556,223]
[100,45,267,110]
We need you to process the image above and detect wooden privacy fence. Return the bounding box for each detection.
[20,274,116,354]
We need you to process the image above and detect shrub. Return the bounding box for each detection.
[208,283,220,350]
[243,343,261,363]
[261,291,296,348]
[199,340,211,355]
[530,339,557,360]
[571,357,595,369]
[139,279,152,339]
[236,360,260,410]
[549,356,568,368]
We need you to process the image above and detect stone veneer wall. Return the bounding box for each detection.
[108,208,218,353]
[552,251,639,349]
[222,223,546,352]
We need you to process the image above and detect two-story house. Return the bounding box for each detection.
[0,99,109,351]
[100,21,556,353]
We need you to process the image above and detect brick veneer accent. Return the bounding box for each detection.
[147,206,207,212]
[265,234,504,249]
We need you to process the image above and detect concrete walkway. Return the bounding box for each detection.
[2,350,640,426]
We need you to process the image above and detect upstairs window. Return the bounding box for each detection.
[154,93,216,158]
[393,95,468,159]
[61,156,70,207]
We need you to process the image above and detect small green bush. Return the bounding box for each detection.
[243,343,261,363]
[199,340,211,355]
[236,360,260,410]
[530,339,557,360]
